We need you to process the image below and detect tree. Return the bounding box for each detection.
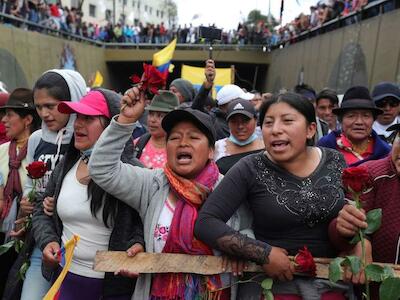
[164,0,177,27]
[246,9,279,30]
[246,9,268,25]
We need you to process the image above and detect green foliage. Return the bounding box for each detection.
[261,278,274,300]
[343,256,362,274]
[18,261,30,281]
[329,257,345,282]
[350,208,382,244]
[165,0,178,19]
[365,209,382,235]
[379,278,400,300]
[247,10,268,24]
[365,264,388,282]
[246,9,278,29]
[382,266,395,278]
[14,239,24,253]
[263,289,274,300]
[329,256,363,283]
[349,233,361,244]
[261,278,273,290]
[0,240,15,256]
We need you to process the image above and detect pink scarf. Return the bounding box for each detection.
[150,161,223,300]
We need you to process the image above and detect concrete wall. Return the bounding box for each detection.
[0,25,107,91]
[2,8,400,94]
[266,9,400,94]
[104,47,270,64]
[0,23,269,92]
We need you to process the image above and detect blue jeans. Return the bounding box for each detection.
[20,247,51,300]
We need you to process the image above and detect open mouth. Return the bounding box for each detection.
[45,120,55,126]
[271,140,289,151]
[176,152,193,164]
[75,132,87,138]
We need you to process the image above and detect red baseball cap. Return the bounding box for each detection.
[58,90,110,118]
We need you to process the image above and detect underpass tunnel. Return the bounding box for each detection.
[107,61,268,95]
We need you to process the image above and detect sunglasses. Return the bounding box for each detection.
[376,99,400,108]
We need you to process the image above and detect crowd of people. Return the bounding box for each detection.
[1,0,393,47]
[0,55,399,300]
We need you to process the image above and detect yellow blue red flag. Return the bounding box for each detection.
[152,38,177,78]
[181,64,233,98]
[43,235,80,300]
[91,71,103,88]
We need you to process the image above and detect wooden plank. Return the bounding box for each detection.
[94,252,400,279]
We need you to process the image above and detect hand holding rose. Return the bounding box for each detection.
[119,86,146,124]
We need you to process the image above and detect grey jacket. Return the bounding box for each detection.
[89,118,253,300]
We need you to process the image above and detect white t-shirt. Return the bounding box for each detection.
[57,160,112,278]
[373,117,400,138]
[153,196,175,253]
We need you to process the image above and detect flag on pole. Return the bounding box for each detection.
[43,235,80,300]
[152,38,177,79]
[181,64,233,98]
[91,71,103,88]
[280,0,285,24]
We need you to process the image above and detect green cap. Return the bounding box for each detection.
[145,90,179,113]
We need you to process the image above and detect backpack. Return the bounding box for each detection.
[133,133,151,159]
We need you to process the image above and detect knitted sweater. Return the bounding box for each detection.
[361,155,400,264]
[329,155,400,300]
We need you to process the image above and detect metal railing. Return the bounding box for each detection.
[273,0,400,49]
[0,11,263,51]
[0,0,399,51]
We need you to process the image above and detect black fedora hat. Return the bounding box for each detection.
[0,88,35,111]
[332,86,383,116]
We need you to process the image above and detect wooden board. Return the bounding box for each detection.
[94,252,228,275]
[94,252,400,279]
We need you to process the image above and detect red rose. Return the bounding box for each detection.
[130,63,166,95]
[294,246,316,277]
[342,166,371,193]
[26,161,47,179]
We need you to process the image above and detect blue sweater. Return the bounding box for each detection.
[317,130,391,167]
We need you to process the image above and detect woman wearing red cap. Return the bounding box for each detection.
[32,89,144,300]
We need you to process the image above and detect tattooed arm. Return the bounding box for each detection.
[216,232,271,265]
[195,156,271,262]
[195,156,294,279]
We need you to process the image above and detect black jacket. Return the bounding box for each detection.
[210,108,230,140]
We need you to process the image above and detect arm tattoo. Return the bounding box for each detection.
[216,232,271,265]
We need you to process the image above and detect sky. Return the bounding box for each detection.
[175,0,317,30]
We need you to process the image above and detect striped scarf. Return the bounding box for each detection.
[150,161,223,300]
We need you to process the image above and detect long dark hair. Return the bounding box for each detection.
[259,92,317,146]
[13,108,41,134]
[60,118,118,228]
[33,72,71,101]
